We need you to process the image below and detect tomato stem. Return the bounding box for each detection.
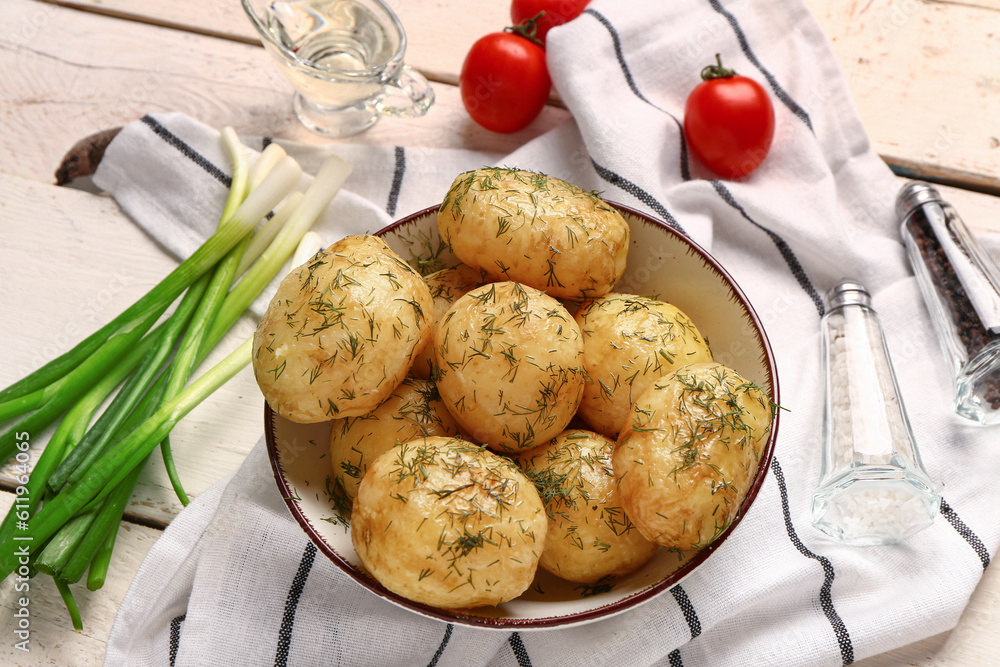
[700,53,736,81]
[506,11,547,46]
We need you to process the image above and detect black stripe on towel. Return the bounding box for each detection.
[274,542,318,667]
[940,498,991,571]
[668,649,684,667]
[140,115,232,187]
[710,180,825,317]
[591,159,686,235]
[705,0,813,132]
[670,585,702,638]
[772,458,854,665]
[387,146,406,217]
[168,613,186,667]
[508,632,533,667]
[426,623,453,667]
[582,8,650,105]
[582,8,690,180]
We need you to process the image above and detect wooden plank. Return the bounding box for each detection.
[930,181,1000,235]
[932,552,1000,665]
[37,0,511,87]
[804,0,1000,193]
[41,0,261,44]
[0,489,160,665]
[37,0,1000,193]
[854,633,947,666]
[0,0,569,186]
[0,172,262,527]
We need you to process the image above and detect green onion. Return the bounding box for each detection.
[86,515,120,591]
[0,327,161,546]
[236,191,304,276]
[0,147,301,468]
[206,154,351,349]
[46,276,209,493]
[37,372,170,586]
[152,129,253,505]
[0,337,254,580]
[60,461,147,584]
[0,307,167,465]
[54,578,83,632]
[247,142,288,192]
[34,507,100,578]
[0,132,352,616]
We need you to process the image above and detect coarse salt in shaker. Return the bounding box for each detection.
[811,279,940,546]
[897,181,1000,424]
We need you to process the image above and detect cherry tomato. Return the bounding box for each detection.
[510,0,591,44]
[683,55,775,179]
[460,30,551,134]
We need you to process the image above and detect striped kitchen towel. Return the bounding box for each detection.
[97,0,1000,665]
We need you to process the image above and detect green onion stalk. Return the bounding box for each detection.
[0,129,352,626]
[0,135,303,463]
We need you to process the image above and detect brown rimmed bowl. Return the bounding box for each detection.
[265,201,779,630]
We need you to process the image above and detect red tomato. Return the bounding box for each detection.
[510,0,591,44]
[460,32,552,134]
[683,55,775,179]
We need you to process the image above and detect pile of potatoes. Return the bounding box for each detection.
[253,167,773,610]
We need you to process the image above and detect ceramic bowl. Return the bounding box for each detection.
[266,202,779,630]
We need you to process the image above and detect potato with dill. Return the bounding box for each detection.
[433,281,585,453]
[437,167,630,299]
[410,264,491,380]
[516,430,658,584]
[328,377,460,512]
[253,234,433,423]
[351,436,547,609]
[614,362,773,551]
[575,293,714,438]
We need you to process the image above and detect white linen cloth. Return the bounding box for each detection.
[94,1,1000,665]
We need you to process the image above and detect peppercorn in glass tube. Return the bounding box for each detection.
[897,181,1000,424]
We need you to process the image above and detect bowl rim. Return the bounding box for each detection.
[264,200,780,630]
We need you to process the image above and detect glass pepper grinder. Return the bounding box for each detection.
[896,181,1000,425]
[812,279,940,546]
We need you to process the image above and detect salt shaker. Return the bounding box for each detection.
[897,181,1000,424]
[811,280,940,546]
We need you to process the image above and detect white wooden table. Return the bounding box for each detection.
[1,0,999,664]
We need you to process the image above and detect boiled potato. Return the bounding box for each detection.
[437,168,629,299]
[516,430,658,584]
[614,362,773,551]
[433,281,585,454]
[328,377,460,510]
[575,294,713,438]
[410,264,491,380]
[351,436,547,609]
[253,235,433,422]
